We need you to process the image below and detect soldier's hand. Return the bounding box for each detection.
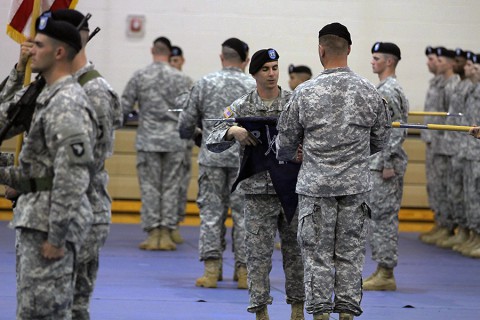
[4,186,19,200]
[469,126,480,139]
[226,126,260,146]
[292,144,303,163]
[16,39,34,72]
[41,241,65,260]
[382,168,395,179]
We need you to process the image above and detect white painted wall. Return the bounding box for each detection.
[1,0,479,109]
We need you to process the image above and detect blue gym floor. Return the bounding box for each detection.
[0,221,478,319]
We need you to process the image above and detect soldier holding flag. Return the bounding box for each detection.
[206,48,305,320]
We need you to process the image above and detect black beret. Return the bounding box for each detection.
[249,48,279,75]
[288,64,312,76]
[35,13,82,53]
[436,47,456,59]
[466,51,475,62]
[371,42,401,60]
[473,54,480,64]
[171,46,183,57]
[455,48,468,58]
[222,38,249,62]
[50,9,89,31]
[425,46,436,56]
[154,36,172,51]
[318,22,352,45]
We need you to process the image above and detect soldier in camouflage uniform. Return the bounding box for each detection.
[421,47,460,245]
[435,48,473,250]
[170,46,195,244]
[363,42,409,291]
[0,15,95,319]
[461,54,480,258]
[276,23,390,320]
[178,38,255,289]
[122,36,193,251]
[206,48,305,320]
[49,9,124,320]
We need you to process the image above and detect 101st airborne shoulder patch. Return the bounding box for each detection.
[71,142,85,157]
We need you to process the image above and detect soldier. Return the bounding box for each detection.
[178,38,255,289]
[363,42,409,291]
[436,48,473,250]
[49,9,123,319]
[0,13,95,319]
[421,47,460,245]
[461,54,480,257]
[122,36,193,250]
[169,45,186,71]
[206,48,305,320]
[288,64,312,90]
[276,23,390,320]
[419,46,444,242]
[169,45,194,244]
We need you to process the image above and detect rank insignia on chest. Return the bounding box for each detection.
[71,143,85,157]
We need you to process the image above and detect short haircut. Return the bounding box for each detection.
[152,40,171,56]
[318,35,349,55]
[222,46,243,63]
[50,37,77,61]
[382,53,399,67]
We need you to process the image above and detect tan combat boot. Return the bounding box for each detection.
[421,226,452,245]
[236,264,248,289]
[339,313,354,320]
[461,232,480,256]
[138,228,161,250]
[313,312,330,320]
[170,226,184,244]
[195,259,221,288]
[158,227,176,250]
[437,227,469,249]
[453,230,474,252]
[256,306,269,320]
[290,302,305,320]
[419,224,439,242]
[363,266,396,291]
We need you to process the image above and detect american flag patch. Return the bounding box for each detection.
[223,106,233,118]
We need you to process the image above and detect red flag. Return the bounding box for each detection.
[6,0,78,43]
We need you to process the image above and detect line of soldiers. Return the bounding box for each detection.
[0,9,122,319]
[420,46,480,258]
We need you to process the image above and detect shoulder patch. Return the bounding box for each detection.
[71,142,85,157]
[223,106,233,118]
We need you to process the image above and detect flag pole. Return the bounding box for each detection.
[14,0,41,166]
[392,122,472,132]
[408,111,463,117]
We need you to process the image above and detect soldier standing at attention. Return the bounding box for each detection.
[0,14,95,318]
[206,48,305,320]
[178,38,255,289]
[170,45,186,71]
[49,8,123,319]
[122,36,193,250]
[288,64,312,90]
[276,23,390,320]
[363,42,409,291]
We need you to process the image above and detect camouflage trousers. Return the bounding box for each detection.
[73,223,110,320]
[448,156,466,227]
[197,165,245,265]
[425,144,437,212]
[137,151,184,231]
[16,228,75,320]
[244,194,304,313]
[367,171,404,268]
[176,146,193,224]
[463,160,480,233]
[298,193,369,317]
[431,154,455,229]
